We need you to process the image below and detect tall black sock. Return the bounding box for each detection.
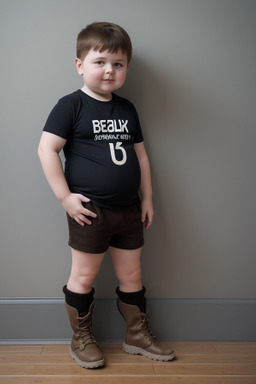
[63,285,95,317]
[116,286,146,313]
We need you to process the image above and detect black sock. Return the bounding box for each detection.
[116,286,146,313]
[63,285,95,317]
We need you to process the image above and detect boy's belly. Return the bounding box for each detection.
[65,146,141,209]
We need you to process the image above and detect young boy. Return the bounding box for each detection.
[38,22,175,369]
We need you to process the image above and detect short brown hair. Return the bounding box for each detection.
[77,22,132,63]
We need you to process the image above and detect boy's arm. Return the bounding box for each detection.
[38,132,96,226]
[134,142,154,229]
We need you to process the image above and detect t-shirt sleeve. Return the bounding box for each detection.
[132,105,144,143]
[43,95,77,140]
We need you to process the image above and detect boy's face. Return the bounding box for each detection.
[75,49,129,101]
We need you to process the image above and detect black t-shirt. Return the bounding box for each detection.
[43,90,144,209]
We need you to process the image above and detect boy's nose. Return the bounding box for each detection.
[105,64,113,74]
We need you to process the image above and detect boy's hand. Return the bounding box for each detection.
[141,199,154,230]
[61,193,97,226]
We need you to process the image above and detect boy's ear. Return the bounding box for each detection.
[75,58,83,76]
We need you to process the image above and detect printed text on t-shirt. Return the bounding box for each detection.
[92,119,129,133]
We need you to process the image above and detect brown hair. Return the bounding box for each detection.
[77,22,132,63]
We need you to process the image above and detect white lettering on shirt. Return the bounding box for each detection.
[109,142,127,166]
[92,120,129,133]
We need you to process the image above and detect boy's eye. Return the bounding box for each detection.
[114,63,123,68]
[96,61,104,65]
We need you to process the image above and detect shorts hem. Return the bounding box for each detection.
[69,241,144,254]
[109,241,144,250]
[68,242,108,254]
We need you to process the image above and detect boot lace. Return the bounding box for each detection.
[140,312,155,341]
[77,315,97,348]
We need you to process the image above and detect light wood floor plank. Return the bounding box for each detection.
[1,342,256,384]
[0,346,43,354]
[83,351,256,365]
[2,352,256,364]
[214,343,256,354]
[41,345,70,354]
[0,363,155,376]
[41,342,256,355]
[171,354,256,363]
[169,342,218,354]
[153,362,256,375]
[0,353,150,364]
[0,354,73,364]
[41,343,124,355]
[1,376,256,384]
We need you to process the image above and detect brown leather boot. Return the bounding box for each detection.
[117,299,175,361]
[65,302,104,368]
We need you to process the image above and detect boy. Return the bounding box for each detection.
[38,22,175,369]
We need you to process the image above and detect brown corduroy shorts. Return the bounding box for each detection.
[66,201,144,254]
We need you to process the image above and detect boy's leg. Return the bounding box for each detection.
[67,248,105,293]
[110,246,175,362]
[109,246,143,292]
[64,248,104,316]
[64,248,105,369]
[110,246,146,312]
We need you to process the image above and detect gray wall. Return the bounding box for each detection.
[1,0,256,304]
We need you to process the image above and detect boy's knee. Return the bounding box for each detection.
[119,268,141,285]
[73,273,96,292]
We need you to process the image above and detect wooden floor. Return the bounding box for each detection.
[0,342,256,383]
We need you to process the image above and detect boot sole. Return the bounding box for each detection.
[123,342,176,361]
[69,347,104,369]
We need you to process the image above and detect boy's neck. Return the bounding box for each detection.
[80,86,112,102]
